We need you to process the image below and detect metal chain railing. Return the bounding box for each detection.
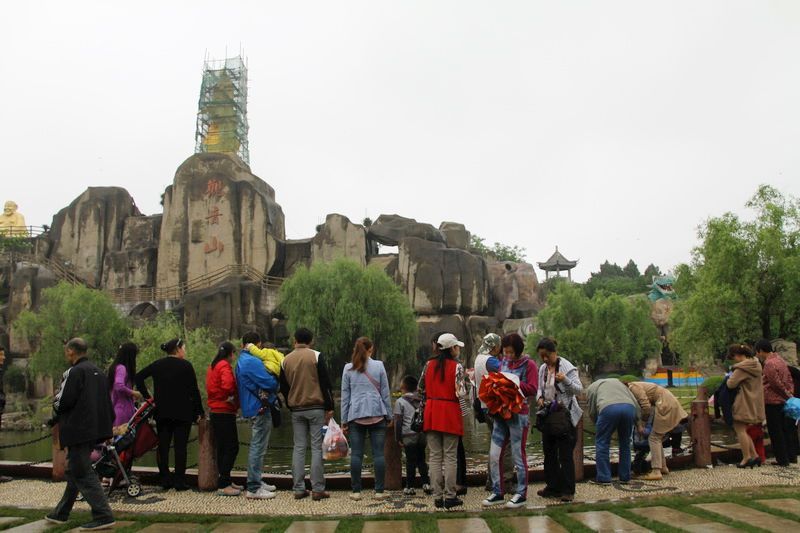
[0,432,51,450]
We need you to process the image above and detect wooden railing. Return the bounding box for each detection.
[107,264,284,303]
[1,250,283,304]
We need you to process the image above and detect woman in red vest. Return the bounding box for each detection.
[419,333,467,510]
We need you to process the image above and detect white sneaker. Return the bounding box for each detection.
[402,487,416,496]
[261,481,277,492]
[245,487,276,500]
[349,492,362,501]
[373,491,389,500]
[422,483,433,495]
[505,493,527,509]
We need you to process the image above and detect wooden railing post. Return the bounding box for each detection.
[573,417,584,482]
[197,418,218,491]
[691,386,712,467]
[384,429,403,490]
[51,425,66,482]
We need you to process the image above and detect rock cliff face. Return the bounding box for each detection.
[311,214,367,267]
[103,215,161,289]
[7,153,546,360]
[48,187,140,286]
[156,153,285,288]
[397,237,489,315]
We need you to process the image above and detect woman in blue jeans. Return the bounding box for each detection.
[341,337,392,501]
[585,378,641,484]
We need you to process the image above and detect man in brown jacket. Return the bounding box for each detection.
[280,328,335,501]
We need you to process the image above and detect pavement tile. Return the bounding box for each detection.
[694,502,800,531]
[437,518,491,533]
[210,524,264,532]
[502,515,568,532]
[757,498,800,517]
[362,520,411,533]
[628,507,738,533]
[137,524,203,532]
[569,511,652,532]
[0,518,24,526]
[3,520,57,532]
[284,521,339,533]
[65,521,134,532]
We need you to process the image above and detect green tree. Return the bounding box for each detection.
[278,259,418,378]
[526,283,660,376]
[130,312,221,403]
[469,235,527,262]
[14,282,129,378]
[623,259,640,278]
[670,185,800,362]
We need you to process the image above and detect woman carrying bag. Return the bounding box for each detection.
[534,338,582,502]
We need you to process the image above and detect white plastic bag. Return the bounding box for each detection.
[322,418,349,460]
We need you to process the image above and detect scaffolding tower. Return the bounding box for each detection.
[194,55,250,165]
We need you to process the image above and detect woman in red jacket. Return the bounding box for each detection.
[206,342,241,496]
[419,333,467,510]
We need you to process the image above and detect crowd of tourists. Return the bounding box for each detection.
[26,330,800,529]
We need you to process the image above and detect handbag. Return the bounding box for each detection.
[541,407,572,436]
[269,397,283,429]
[473,395,487,424]
[410,399,425,433]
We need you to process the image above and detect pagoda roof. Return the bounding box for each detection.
[538,247,578,271]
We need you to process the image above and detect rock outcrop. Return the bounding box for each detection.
[181,277,271,340]
[48,187,140,286]
[102,215,161,289]
[311,214,367,267]
[487,261,542,320]
[156,153,285,288]
[368,215,445,246]
[7,265,58,353]
[439,221,470,250]
[397,237,489,315]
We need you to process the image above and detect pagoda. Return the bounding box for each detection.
[538,246,578,281]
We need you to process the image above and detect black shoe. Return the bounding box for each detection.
[45,514,68,524]
[482,493,505,507]
[536,488,561,498]
[588,479,612,486]
[79,518,116,531]
[173,483,190,491]
[443,497,463,509]
[455,485,468,496]
[560,494,574,503]
[434,498,444,508]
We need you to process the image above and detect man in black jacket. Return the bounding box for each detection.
[46,338,115,531]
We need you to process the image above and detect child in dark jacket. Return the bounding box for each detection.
[393,375,432,495]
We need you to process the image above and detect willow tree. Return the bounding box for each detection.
[526,282,660,377]
[278,259,418,380]
[670,185,800,363]
[15,282,129,378]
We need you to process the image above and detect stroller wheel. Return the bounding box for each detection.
[127,483,142,498]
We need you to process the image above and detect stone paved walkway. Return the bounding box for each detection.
[1,465,799,531]
[2,498,800,531]
[1,463,797,518]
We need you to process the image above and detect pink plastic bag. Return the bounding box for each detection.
[322,418,349,460]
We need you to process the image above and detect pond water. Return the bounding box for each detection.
[0,404,736,475]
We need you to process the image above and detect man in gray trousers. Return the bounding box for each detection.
[46,338,115,531]
[280,328,335,501]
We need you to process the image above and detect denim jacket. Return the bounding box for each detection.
[341,358,392,424]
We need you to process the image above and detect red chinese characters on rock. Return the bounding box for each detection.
[202,179,226,256]
[204,236,224,255]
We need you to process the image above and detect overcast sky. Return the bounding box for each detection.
[2,1,799,282]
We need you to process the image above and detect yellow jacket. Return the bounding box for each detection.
[246,344,284,377]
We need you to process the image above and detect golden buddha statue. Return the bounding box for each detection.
[0,201,28,236]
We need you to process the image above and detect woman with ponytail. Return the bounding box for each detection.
[107,342,143,427]
[341,337,392,500]
[135,338,204,491]
[206,341,241,496]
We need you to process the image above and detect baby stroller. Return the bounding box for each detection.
[92,398,159,497]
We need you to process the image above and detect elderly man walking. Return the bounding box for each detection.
[46,338,115,531]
